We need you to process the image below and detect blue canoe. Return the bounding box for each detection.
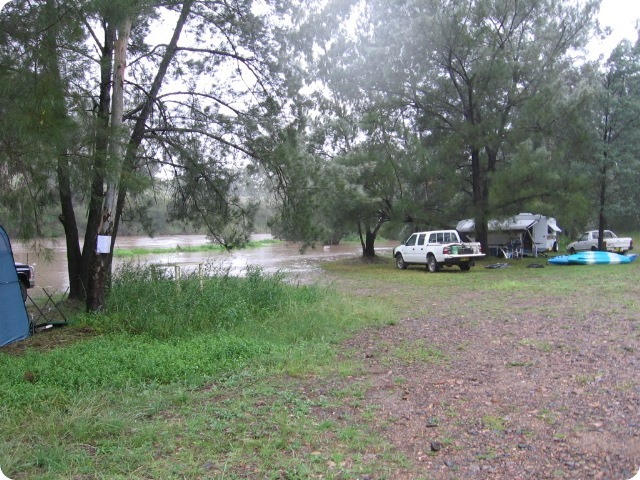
[547,255,571,265]
[548,251,634,265]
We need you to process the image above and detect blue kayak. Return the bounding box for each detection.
[549,251,632,265]
[548,255,571,265]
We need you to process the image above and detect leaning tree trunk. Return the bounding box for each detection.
[57,157,84,299]
[108,0,195,281]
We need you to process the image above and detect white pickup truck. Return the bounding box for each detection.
[567,230,633,254]
[393,230,485,272]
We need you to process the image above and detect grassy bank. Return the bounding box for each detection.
[113,238,280,257]
[0,265,395,479]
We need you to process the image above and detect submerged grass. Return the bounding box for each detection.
[113,238,280,257]
[0,264,396,479]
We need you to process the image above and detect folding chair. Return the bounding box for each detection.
[27,287,69,331]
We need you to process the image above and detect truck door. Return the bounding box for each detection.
[406,233,426,263]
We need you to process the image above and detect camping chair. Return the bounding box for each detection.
[510,241,523,259]
[500,242,523,259]
[27,287,69,331]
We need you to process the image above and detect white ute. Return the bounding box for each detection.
[567,230,633,254]
[393,230,485,272]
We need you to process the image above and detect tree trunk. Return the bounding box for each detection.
[85,1,194,311]
[87,18,130,311]
[42,0,84,299]
[81,23,115,304]
[358,218,384,258]
[597,154,607,251]
[363,230,377,258]
[57,157,84,299]
[111,0,195,269]
[470,147,489,250]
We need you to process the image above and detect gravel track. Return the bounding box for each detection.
[329,263,640,480]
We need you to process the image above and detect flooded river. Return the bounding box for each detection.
[11,235,395,297]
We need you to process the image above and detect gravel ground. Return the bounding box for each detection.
[329,263,640,480]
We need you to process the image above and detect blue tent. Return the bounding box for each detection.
[0,225,31,346]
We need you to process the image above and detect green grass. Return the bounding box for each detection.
[0,265,399,479]
[323,252,640,315]
[518,338,554,352]
[481,415,507,432]
[386,340,449,365]
[113,238,280,257]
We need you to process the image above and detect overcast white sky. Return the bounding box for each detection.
[589,0,640,59]
[0,0,638,59]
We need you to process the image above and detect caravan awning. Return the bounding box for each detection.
[457,218,536,232]
[489,218,538,231]
[456,219,476,232]
[457,216,556,232]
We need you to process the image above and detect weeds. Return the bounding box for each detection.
[0,265,397,479]
[388,340,449,365]
[537,409,557,425]
[481,415,507,432]
[518,338,554,352]
[507,360,534,367]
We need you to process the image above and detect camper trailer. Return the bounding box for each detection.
[456,213,561,257]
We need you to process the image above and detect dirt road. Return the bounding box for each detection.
[325,259,640,479]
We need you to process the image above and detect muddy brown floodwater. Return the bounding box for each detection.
[10,235,395,297]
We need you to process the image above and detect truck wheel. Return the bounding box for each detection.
[20,282,27,302]
[459,263,471,271]
[427,255,440,273]
[569,247,576,254]
[395,254,408,270]
[553,242,558,252]
[590,246,597,251]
